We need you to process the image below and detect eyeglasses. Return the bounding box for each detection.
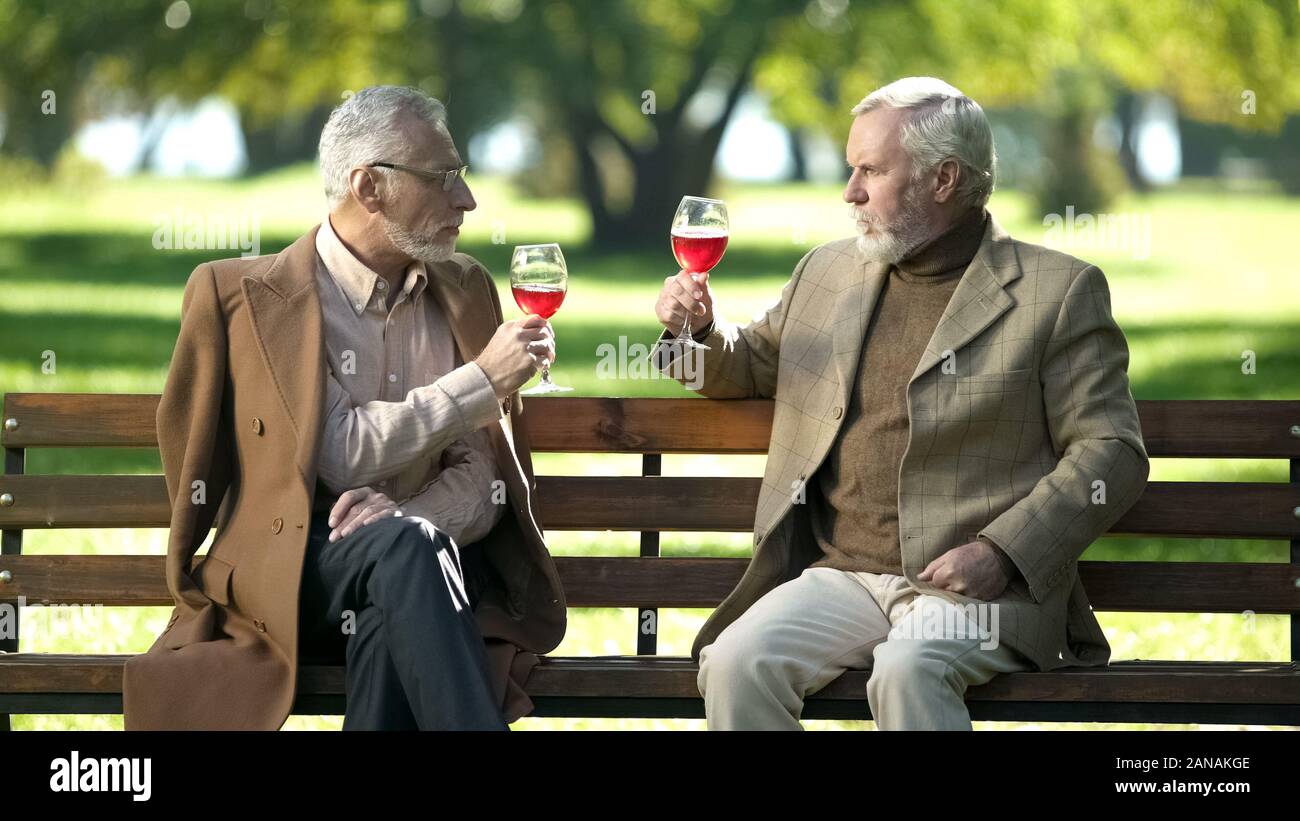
[367,162,469,192]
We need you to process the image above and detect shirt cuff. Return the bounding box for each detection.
[430,361,501,432]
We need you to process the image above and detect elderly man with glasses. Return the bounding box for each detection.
[124,85,566,731]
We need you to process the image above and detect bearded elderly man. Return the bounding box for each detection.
[652,76,1149,730]
[124,86,566,731]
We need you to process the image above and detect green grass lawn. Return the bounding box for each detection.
[3,167,1298,730]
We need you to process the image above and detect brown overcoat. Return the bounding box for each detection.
[123,226,566,729]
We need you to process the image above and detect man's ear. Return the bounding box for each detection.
[933,158,961,204]
[348,167,385,214]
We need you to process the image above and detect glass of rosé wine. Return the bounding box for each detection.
[510,243,573,394]
[669,195,729,351]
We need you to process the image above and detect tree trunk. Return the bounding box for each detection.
[580,44,763,249]
[787,126,808,182]
[1114,90,1151,192]
[1,99,75,167]
[240,105,332,176]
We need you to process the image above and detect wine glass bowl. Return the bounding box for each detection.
[510,243,573,394]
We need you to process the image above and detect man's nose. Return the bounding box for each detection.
[451,179,476,212]
[843,173,866,205]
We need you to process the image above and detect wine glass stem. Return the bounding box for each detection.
[675,267,705,341]
[540,363,553,385]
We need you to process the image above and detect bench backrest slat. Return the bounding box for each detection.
[6,394,1300,458]
[1,474,1298,539]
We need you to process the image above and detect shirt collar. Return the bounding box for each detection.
[401,263,429,305]
[315,216,428,315]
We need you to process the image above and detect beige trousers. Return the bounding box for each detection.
[698,566,1032,730]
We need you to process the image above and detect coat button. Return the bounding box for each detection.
[252,417,263,435]
[271,517,283,534]
[832,406,843,419]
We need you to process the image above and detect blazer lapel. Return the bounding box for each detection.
[830,255,890,410]
[908,215,1022,384]
[242,227,327,485]
[426,258,494,366]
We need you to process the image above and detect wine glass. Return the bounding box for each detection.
[669,195,729,351]
[510,243,573,394]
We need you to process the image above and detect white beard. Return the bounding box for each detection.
[383,215,457,264]
[852,184,934,264]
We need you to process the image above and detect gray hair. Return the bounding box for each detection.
[318,85,448,208]
[851,77,996,209]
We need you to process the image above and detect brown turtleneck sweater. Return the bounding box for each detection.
[809,207,1013,577]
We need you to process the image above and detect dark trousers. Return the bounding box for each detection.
[298,508,507,730]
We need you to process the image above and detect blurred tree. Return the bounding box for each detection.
[0,0,118,166]
[1032,70,1126,215]
[758,0,1300,216]
[2,0,1297,237]
[1090,0,1300,194]
[416,0,806,247]
[0,0,805,245]
[0,0,414,172]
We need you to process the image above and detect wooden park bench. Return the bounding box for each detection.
[2,392,1299,728]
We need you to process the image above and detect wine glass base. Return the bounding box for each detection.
[521,382,575,395]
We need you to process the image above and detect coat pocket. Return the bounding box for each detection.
[192,554,234,607]
[956,368,1033,396]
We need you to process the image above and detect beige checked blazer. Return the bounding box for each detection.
[654,215,1149,672]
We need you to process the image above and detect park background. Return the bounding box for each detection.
[1,0,1298,730]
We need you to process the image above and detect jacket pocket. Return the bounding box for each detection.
[192,554,234,607]
[956,368,1033,396]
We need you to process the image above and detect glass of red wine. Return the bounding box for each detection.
[669,195,729,351]
[510,243,573,394]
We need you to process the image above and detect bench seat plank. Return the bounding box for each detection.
[1,654,1297,706]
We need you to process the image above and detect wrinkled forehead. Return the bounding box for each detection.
[847,105,911,166]
[390,110,462,169]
